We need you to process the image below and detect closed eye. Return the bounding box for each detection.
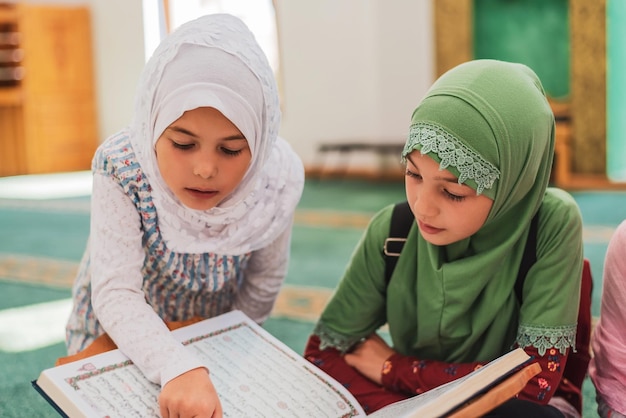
[444,190,465,202]
[171,141,194,150]
[407,168,466,202]
[221,147,243,156]
[405,169,421,180]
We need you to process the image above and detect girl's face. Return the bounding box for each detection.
[155,107,252,210]
[405,151,494,246]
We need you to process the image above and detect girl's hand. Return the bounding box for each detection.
[344,333,396,385]
[159,367,223,418]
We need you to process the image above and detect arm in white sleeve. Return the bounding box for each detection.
[233,217,293,324]
[89,173,205,386]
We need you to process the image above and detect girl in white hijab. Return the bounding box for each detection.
[65,14,304,417]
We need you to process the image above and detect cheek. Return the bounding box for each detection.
[154,141,167,169]
[154,145,180,186]
[462,199,493,234]
[234,153,252,179]
[404,182,415,203]
[155,149,170,177]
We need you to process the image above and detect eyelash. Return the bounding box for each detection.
[221,148,242,156]
[405,169,465,202]
[171,141,243,156]
[172,141,193,150]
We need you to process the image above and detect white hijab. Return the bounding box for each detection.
[129,13,304,255]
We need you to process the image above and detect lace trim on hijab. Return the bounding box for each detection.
[314,321,363,354]
[402,122,500,195]
[516,323,577,356]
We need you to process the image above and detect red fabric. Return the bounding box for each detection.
[304,335,407,414]
[379,353,481,395]
[552,258,593,414]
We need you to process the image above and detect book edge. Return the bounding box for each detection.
[403,348,531,417]
[428,349,531,416]
[31,378,71,418]
[445,362,542,418]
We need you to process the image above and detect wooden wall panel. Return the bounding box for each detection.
[434,0,473,77]
[570,0,607,175]
[0,4,98,176]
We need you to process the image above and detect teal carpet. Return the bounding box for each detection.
[1,177,624,417]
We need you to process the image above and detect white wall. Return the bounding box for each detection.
[88,0,146,142]
[84,1,436,168]
[275,0,435,165]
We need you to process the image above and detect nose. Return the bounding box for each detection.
[412,188,438,219]
[193,155,217,179]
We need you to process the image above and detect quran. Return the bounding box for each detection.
[33,310,539,418]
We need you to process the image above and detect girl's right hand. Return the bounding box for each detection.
[159,367,223,418]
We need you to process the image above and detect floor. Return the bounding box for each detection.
[1,171,623,417]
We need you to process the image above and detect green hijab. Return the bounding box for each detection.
[406,60,554,264]
[317,60,581,363]
[394,59,555,360]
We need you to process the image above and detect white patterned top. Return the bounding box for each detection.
[65,13,304,388]
[66,131,294,387]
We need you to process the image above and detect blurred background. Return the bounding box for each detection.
[0,0,624,186]
[0,1,625,417]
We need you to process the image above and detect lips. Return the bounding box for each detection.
[418,220,444,235]
[185,188,218,199]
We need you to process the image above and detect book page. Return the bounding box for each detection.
[36,310,365,418]
[178,312,364,416]
[367,376,467,418]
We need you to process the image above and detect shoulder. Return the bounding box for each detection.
[92,129,136,173]
[92,130,151,201]
[537,187,582,234]
[365,203,396,238]
[336,203,397,258]
[536,187,583,256]
[92,130,147,187]
[354,202,412,261]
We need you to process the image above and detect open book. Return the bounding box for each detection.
[33,310,539,417]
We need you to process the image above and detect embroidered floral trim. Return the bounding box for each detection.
[516,323,576,356]
[313,322,362,354]
[402,122,500,195]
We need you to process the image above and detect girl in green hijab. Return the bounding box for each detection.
[304,60,584,417]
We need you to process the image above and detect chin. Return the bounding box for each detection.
[178,198,218,211]
[420,233,453,247]
[191,203,219,211]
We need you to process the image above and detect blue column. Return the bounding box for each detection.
[607,0,626,181]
